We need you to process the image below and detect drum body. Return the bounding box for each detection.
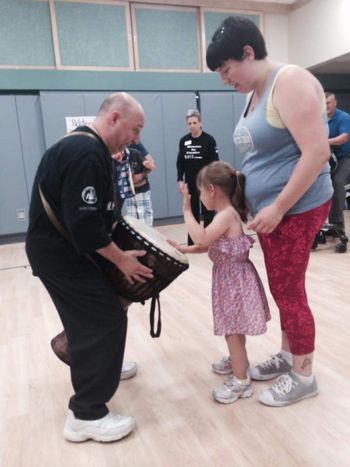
[92,216,189,302]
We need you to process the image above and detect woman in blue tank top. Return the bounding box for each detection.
[206,16,333,407]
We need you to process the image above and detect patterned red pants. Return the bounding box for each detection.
[258,200,331,355]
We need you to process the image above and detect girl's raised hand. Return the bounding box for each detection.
[179,183,191,212]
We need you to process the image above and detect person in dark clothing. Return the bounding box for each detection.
[126,141,156,226]
[177,109,219,244]
[112,144,155,226]
[26,92,153,443]
[112,148,135,220]
[325,92,350,231]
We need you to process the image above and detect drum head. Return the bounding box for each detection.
[123,216,189,265]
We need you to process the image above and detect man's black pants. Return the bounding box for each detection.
[40,266,127,420]
[329,156,350,229]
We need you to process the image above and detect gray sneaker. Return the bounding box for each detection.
[213,376,254,404]
[258,372,319,407]
[249,353,292,381]
[212,356,233,375]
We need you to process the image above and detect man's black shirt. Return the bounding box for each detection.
[26,126,115,276]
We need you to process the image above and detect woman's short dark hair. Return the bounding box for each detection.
[206,16,267,71]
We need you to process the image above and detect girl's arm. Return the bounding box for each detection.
[181,184,238,247]
[248,67,330,234]
[167,239,207,254]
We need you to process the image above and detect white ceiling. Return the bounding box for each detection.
[250,0,349,75]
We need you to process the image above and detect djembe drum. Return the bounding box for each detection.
[98,216,189,301]
[91,215,189,337]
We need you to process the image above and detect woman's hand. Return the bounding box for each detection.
[247,203,284,234]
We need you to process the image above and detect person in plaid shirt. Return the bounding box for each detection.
[125,141,156,226]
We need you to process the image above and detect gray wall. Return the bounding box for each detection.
[0,90,245,236]
[0,95,45,236]
[200,92,246,169]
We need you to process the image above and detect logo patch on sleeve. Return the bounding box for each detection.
[81,186,97,204]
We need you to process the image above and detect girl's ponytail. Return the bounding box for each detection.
[231,171,248,222]
[196,161,249,222]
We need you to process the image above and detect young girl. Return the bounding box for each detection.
[174,161,270,404]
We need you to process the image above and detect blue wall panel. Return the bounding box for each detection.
[40,92,85,148]
[0,0,55,66]
[55,2,130,67]
[0,96,30,234]
[135,7,199,70]
[16,95,46,200]
[200,91,246,169]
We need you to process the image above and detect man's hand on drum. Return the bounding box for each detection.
[117,250,153,284]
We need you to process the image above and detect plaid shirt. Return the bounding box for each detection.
[114,153,134,200]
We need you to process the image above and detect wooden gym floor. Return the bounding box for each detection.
[0,212,349,467]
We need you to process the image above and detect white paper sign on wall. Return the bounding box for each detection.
[65,116,95,133]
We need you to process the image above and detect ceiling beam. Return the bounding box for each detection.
[290,0,311,12]
[129,0,311,14]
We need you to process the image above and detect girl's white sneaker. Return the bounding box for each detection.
[211,356,233,375]
[213,376,254,404]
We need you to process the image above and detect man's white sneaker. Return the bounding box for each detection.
[120,361,138,380]
[63,410,135,442]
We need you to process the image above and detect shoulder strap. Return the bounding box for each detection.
[149,295,162,338]
[266,65,298,129]
[39,185,71,242]
[61,130,99,142]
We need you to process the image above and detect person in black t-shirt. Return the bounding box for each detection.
[177,109,219,245]
[26,92,153,443]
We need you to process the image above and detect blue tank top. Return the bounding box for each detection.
[233,65,333,216]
